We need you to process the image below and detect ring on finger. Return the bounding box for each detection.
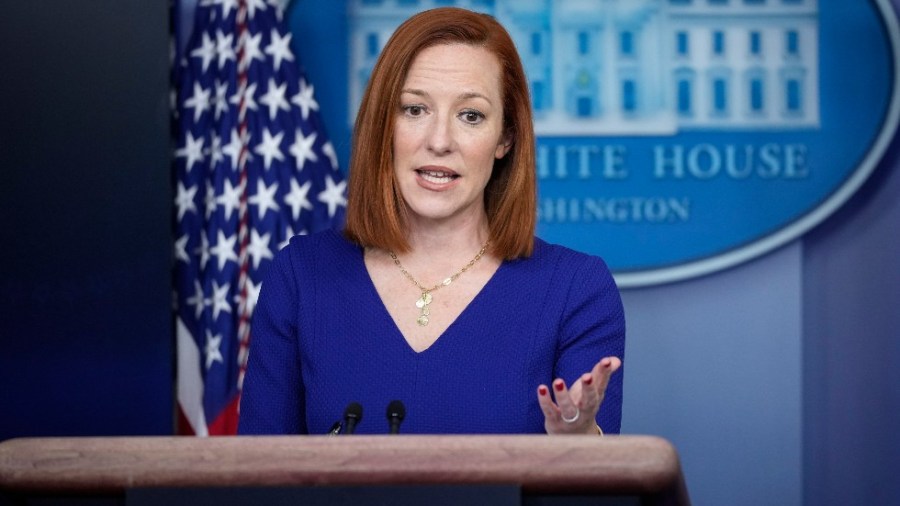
[561,407,580,424]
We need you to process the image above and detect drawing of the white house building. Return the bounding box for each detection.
[348,0,819,135]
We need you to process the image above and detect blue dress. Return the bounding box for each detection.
[238,230,625,435]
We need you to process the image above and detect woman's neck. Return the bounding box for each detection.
[391,210,493,277]
[405,211,489,254]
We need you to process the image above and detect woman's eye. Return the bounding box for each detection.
[460,110,484,124]
[403,105,425,117]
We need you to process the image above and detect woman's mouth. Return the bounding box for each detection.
[416,168,459,185]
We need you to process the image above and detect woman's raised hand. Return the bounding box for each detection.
[537,356,622,435]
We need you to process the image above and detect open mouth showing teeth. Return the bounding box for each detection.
[417,169,459,184]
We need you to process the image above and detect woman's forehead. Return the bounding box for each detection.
[402,44,502,99]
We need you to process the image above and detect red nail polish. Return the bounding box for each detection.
[554,381,564,392]
[539,386,548,396]
[584,376,593,385]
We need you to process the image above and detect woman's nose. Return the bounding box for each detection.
[425,115,454,154]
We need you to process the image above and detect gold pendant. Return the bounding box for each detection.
[416,291,432,326]
[389,242,488,330]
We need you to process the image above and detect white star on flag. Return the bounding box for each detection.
[254,127,285,169]
[284,179,312,220]
[185,280,206,320]
[247,229,275,269]
[215,178,243,220]
[243,32,266,68]
[221,128,243,170]
[259,78,290,120]
[291,78,319,120]
[209,230,239,271]
[204,330,224,369]
[209,280,233,320]
[184,82,211,122]
[317,174,348,218]
[174,182,198,220]
[215,30,236,69]
[190,32,216,72]
[265,29,294,70]
[175,132,205,172]
[248,179,280,219]
[289,129,317,170]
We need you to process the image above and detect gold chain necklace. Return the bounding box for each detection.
[389,243,489,327]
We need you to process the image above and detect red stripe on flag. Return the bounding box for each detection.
[207,394,241,435]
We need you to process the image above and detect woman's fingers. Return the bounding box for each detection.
[579,372,599,411]
[552,379,580,422]
[536,384,559,421]
[592,356,622,399]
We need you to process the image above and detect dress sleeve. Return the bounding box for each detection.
[237,246,307,434]
[555,254,626,434]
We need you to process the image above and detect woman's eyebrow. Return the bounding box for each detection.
[401,88,428,97]
[458,91,492,104]
[401,88,492,104]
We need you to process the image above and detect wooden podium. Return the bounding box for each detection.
[0,435,689,505]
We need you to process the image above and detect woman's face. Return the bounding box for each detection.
[392,43,510,228]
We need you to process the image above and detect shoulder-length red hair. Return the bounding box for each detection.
[343,7,536,259]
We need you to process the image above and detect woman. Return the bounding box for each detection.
[238,7,624,435]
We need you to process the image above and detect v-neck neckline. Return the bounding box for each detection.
[355,245,505,356]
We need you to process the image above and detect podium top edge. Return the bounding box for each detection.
[0,434,684,497]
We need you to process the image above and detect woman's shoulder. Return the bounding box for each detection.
[517,236,620,298]
[529,236,614,275]
[281,228,358,256]
[270,228,360,274]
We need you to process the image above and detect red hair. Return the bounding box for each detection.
[343,7,536,259]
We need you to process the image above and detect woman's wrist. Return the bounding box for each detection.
[571,424,602,435]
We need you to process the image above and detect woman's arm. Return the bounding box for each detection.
[536,254,626,434]
[238,246,307,434]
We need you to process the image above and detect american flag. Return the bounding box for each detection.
[172,0,346,435]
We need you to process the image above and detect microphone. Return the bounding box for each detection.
[386,400,406,434]
[343,402,363,435]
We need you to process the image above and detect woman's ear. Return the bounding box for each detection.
[495,132,513,159]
